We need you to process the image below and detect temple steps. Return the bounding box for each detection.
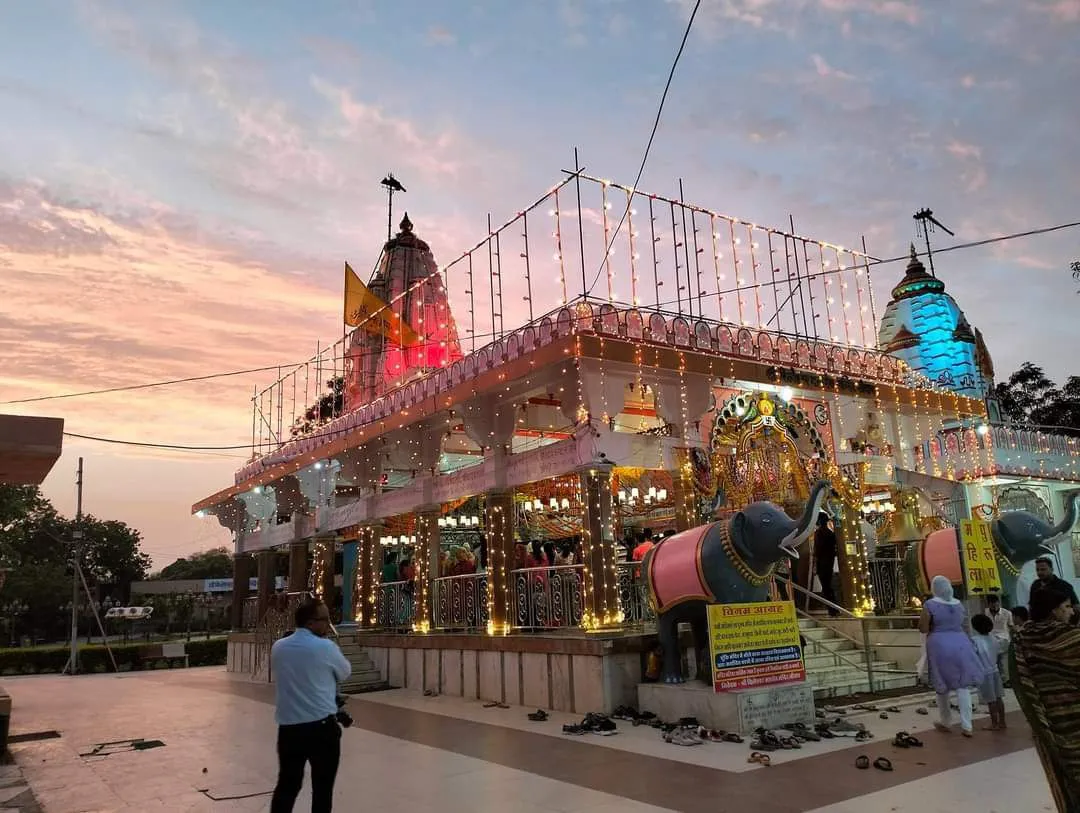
[798,616,919,699]
[337,640,389,694]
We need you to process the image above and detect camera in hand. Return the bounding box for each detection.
[335,694,353,728]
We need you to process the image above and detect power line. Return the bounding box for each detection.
[0,322,512,406]
[648,218,1080,311]
[63,432,252,452]
[583,0,701,300]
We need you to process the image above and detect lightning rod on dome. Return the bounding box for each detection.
[381,173,407,242]
[913,208,954,279]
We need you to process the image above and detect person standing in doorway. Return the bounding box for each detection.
[813,512,838,616]
[270,599,351,813]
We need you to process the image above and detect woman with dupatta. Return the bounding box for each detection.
[1011,588,1080,812]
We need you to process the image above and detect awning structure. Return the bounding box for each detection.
[894,467,964,501]
[0,414,64,485]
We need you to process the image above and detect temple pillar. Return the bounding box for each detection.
[288,540,308,593]
[230,552,252,629]
[340,539,358,626]
[484,490,515,635]
[579,463,621,630]
[414,510,440,632]
[671,447,696,532]
[310,536,336,605]
[355,526,381,627]
[256,549,276,621]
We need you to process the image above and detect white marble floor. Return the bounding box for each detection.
[0,668,1060,813]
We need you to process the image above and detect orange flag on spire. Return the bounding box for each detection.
[344,262,421,346]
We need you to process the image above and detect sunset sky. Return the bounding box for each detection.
[2,0,1078,569]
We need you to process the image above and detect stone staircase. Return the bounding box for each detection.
[799,616,918,699]
[336,639,388,695]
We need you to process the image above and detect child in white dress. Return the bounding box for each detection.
[971,613,1006,730]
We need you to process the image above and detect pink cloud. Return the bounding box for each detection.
[426,25,457,46]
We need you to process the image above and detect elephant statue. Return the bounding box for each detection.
[904,491,1080,607]
[642,480,832,684]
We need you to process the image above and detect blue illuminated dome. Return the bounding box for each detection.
[877,246,990,398]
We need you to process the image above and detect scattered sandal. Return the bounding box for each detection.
[873,757,894,772]
[527,709,548,722]
[483,701,510,709]
[915,707,929,715]
[748,751,772,767]
[895,732,923,747]
[855,755,870,770]
[885,706,902,714]
[879,712,889,720]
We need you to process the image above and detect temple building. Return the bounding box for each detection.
[195,169,1079,711]
[878,246,990,400]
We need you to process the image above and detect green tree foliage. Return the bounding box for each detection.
[153,547,231,580]
[1071,259,1079,293]
[993,362,1080,436]
[290,376,345,437]
[0,485,151,640]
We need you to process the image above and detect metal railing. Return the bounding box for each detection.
[241,596,259,630]
[777,577,920,694]
[511,564,585,630]
[375,580,414,630]
[252,591,313,680]
[616,562,656,628]
[867,556,911,614]
[433,572,489,631]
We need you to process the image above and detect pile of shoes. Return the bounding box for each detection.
[611,706,659,726]
[562,712,618,736]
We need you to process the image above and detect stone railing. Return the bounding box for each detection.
[511,564,585,630]
[433,572,489,631]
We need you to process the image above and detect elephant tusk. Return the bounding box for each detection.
[780,543,800,560]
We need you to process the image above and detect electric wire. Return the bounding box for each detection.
[582,0,701,300]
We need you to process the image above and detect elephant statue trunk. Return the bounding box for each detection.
[779,481,832,559]
[1048,491,1080,545]
[643,479,832,684]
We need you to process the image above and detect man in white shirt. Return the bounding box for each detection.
[985,594,1011,682]
[270,599,352,813]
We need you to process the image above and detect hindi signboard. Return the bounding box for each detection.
[959,519,1002,595]
[708,601,806,693]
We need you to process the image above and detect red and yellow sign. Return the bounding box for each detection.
[959,519,1002,594]
[708,601,805,692]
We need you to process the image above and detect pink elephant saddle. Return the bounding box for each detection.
[646,522,720,614]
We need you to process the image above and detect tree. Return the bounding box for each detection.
[154,547,231,581]
[0,485,152,641]
[993,363,1080,436]
[290,376,345,437]
[1071,260,1079,293]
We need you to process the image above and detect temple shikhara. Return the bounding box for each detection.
[196,167,1080,712]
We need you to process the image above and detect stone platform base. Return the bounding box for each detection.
[636,681,816,734]
[225,631,656,715]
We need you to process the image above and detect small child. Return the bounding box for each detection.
[971,613,1006,730]
[1010,605,1029,626]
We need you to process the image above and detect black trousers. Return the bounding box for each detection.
[271,716,341,813]
[816,555,837,613]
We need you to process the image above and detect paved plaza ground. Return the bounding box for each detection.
[0,667,1057,812]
